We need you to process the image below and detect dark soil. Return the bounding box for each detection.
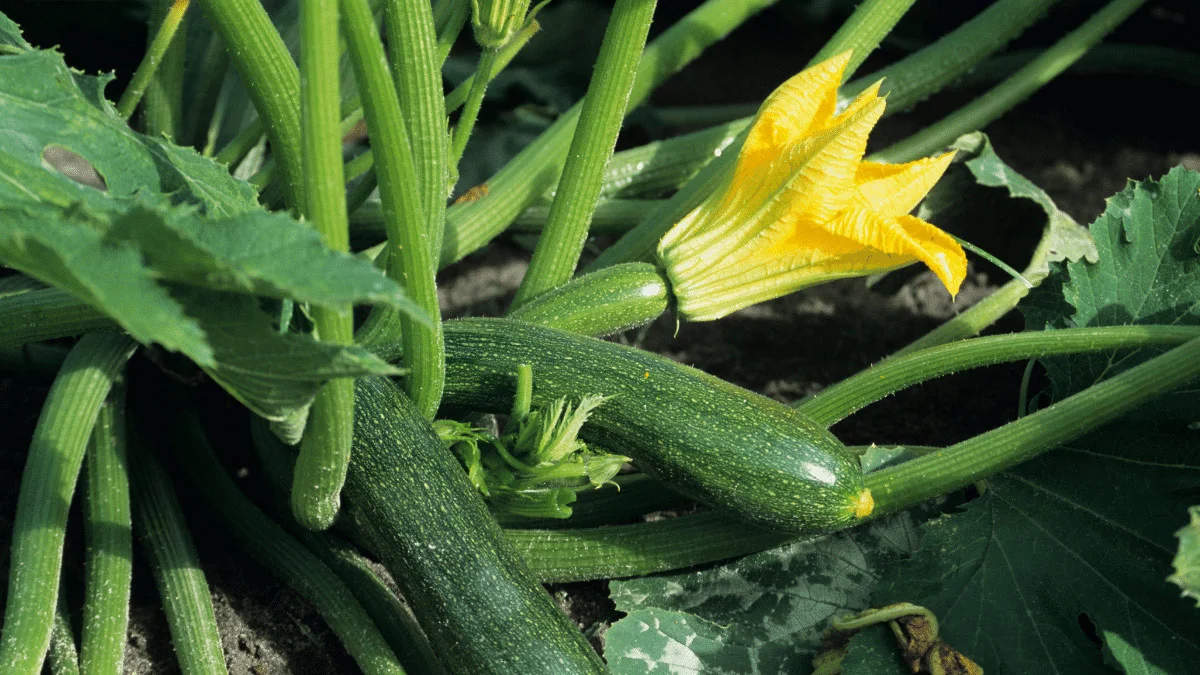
[1,1,1197,673]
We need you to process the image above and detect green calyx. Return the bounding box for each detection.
[470,0,535,49]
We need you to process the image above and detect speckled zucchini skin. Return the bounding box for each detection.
[442,318,869,534]
[344,376,605,675]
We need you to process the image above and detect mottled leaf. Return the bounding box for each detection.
[606,515,921,674]
[840,625,907,675]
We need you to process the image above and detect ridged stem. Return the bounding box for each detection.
[439,0,780,268]
[46,591,79,675]
[0,289,114,348]
[80,388,133,675]
[433,0,470,63]
[341,0,445,418]
[0,333,136,675]
[292,0,355,531]
[385,0,450,256]
[873,0,1150,164]
[445,21,539,113]
[142,0,190,137]
[797,325,1200,426]
[129,440,228,675]
[449,47,500,165]
[173,412,407,675]
[810,0,917,76]
[117,0,191,122]
[509,0,658,308]
[867,336,1200,515]
[194,0,303,207]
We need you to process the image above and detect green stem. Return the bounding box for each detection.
[897,277,1031,355]
[810,0,917,76]
[445,20,539,113]
[47,591,79,675]
[0,333,136,675]
[839,0,1056,112]
[0,289,114,348]
[509,0,658,308]
[597,120,745,200]
[385,0,450,257]
[439,0,780,269]
[292,0,355,531]
[433,0,470,64]
[194,0,304,208]
[80,388,133,675]
[866,336,1200,515]
[341,0,445,418]
[129,439,228,675]
[959,43,1200,91]
[450,47,500,165]
[117,0,191,121]
[872,0,1150,164]
[797,325,1200,427]
[173,412,407,675]
[188,34,231,150]
[142,0,190,138]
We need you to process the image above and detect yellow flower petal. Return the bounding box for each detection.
[820,208,967,297]
[854,151,956,216]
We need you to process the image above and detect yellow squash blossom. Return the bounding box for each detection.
[657,52,967,321]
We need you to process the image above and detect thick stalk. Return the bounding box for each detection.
[433,0,470,63]
[173,413,407,675]
[809,0,918,76]
[439,0,779,268]
[80,388,133,675]
[866,336,1200,514]
[341,0,445,418]
[142,0,190,137]
[194,0,303,207]
[292,0,355,531]
[0,289,114,348]
[0,333,136,675]
[129,441,228,675]
[385,0,450,256]
[117,0,191,122]
[510,0,658,308]
[47,591,79,675]
[797,326,1200,426]
[873,0,1150,164]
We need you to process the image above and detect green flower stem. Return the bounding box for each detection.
[292,0,355,531]
[194,0,303,208]
[385,0,450,257]
[129,441,228,675]
[511,199,654,235]
[116,0,191,121]
[797,325,1200,427]
[0,289,114,348]
[596,120,745,200]
[439,0,780,268]
[866,335,1200,516]
[189,35,231,150]
[80,389,133,675]
[838,0,1056,113]
[445,20,539,113]
[250,423,444,675]
[433,0,470,64]
[449,47,500,165]
[872,0,1150,164]
[173,413,407,675]
[0,333,136,675]
[507,262,669,337]
[47,591,79,675]
[509,0,658,308]
[810,0,917,76]
[591,0,1043,270]
[959,43,1200,91]
[507,510,790,583]
[341,0,445,418]
[898,280,1032,355]
[143,0,190,138]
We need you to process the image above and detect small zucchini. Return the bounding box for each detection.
[343,375,605,675]
[442,318,873,534]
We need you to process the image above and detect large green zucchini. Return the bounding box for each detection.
[442,318,872,534]
[343,375,605,674]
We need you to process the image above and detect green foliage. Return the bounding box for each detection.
[866,168,1200,674]
[1170,507,1200,607]
[603,515,921,673]
[839,625,908,675]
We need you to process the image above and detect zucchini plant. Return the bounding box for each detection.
[0,0,1198,674]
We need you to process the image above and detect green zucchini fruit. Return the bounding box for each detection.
[507,262,669,337]
[343,375,605,675]
[442,318,872,534]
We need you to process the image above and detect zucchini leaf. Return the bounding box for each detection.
[872,167,1200,675]
[604,514,921,674]
[1170,507,1200,608]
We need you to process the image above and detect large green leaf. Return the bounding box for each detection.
[872,167,1200,674]
[0,12,28,53]
[604,515,921,674]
